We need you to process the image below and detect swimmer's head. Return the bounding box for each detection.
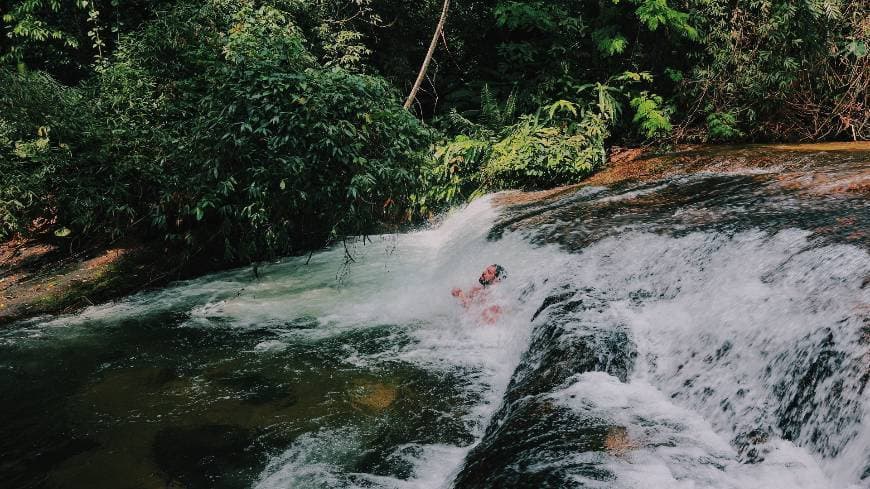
[479,264,506,286]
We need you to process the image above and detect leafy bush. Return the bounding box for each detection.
[0,113,49,239]
[164,4,429,259]
[630,92,673,139]
[418,96,609,213]
[1,72,88,239]
[0,1,431,261]
[706,111,744,141]
[687,0,868,140]
[482,107,607,189]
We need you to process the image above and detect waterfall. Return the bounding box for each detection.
[453,158,869,489]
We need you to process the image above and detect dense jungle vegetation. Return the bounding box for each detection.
[1,0,867,263]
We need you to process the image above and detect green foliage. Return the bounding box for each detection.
[416,136,490,211]
[418,89,613,213]
[0,61,166,241]
[688,0,868,140]
[664,67,683,82]
[0,115,43,239]
[3,0,867,258]
[152,2,429,259]
[0,0,430,261]
[447,85,519,136]
[706,111,743,141]
[631,0,698,39]
[575,71,672,140]
[482,109,607,189]
[577,81,623,122]
[319,29,372,71]
[1,0,169,81]
[592,27,628,56]
[843,40,867,58]
[493,1,559,31]
[1,0,83,68]
[630,91,673,139]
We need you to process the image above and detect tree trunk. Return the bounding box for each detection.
[404,0,450,111]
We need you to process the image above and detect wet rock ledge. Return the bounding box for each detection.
[453,286,637,488]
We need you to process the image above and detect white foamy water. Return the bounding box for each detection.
[552,372,837,489]
[544,228,869,488]
[247,199,571,488]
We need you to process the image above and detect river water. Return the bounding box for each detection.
[1,147,868,488]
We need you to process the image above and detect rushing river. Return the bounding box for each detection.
[1,147,868,489]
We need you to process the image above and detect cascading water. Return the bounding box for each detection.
[0,196,569,489]
[0,148,867,489]
[456,151,868,489]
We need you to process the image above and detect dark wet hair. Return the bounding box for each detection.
[479,264,507,286]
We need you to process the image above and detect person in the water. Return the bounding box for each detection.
[451,264,506,323]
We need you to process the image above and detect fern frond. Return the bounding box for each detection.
[502,87,518,125]
[447,108,482,135]
[545,99,578,120]
[480,84,502,130]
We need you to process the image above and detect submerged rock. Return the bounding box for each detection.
[733,428,772,464]
[602,426,638,456]
[350,381,397,411]
[152,424,260,489]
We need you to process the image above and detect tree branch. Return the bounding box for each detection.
[404,0,450,111]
